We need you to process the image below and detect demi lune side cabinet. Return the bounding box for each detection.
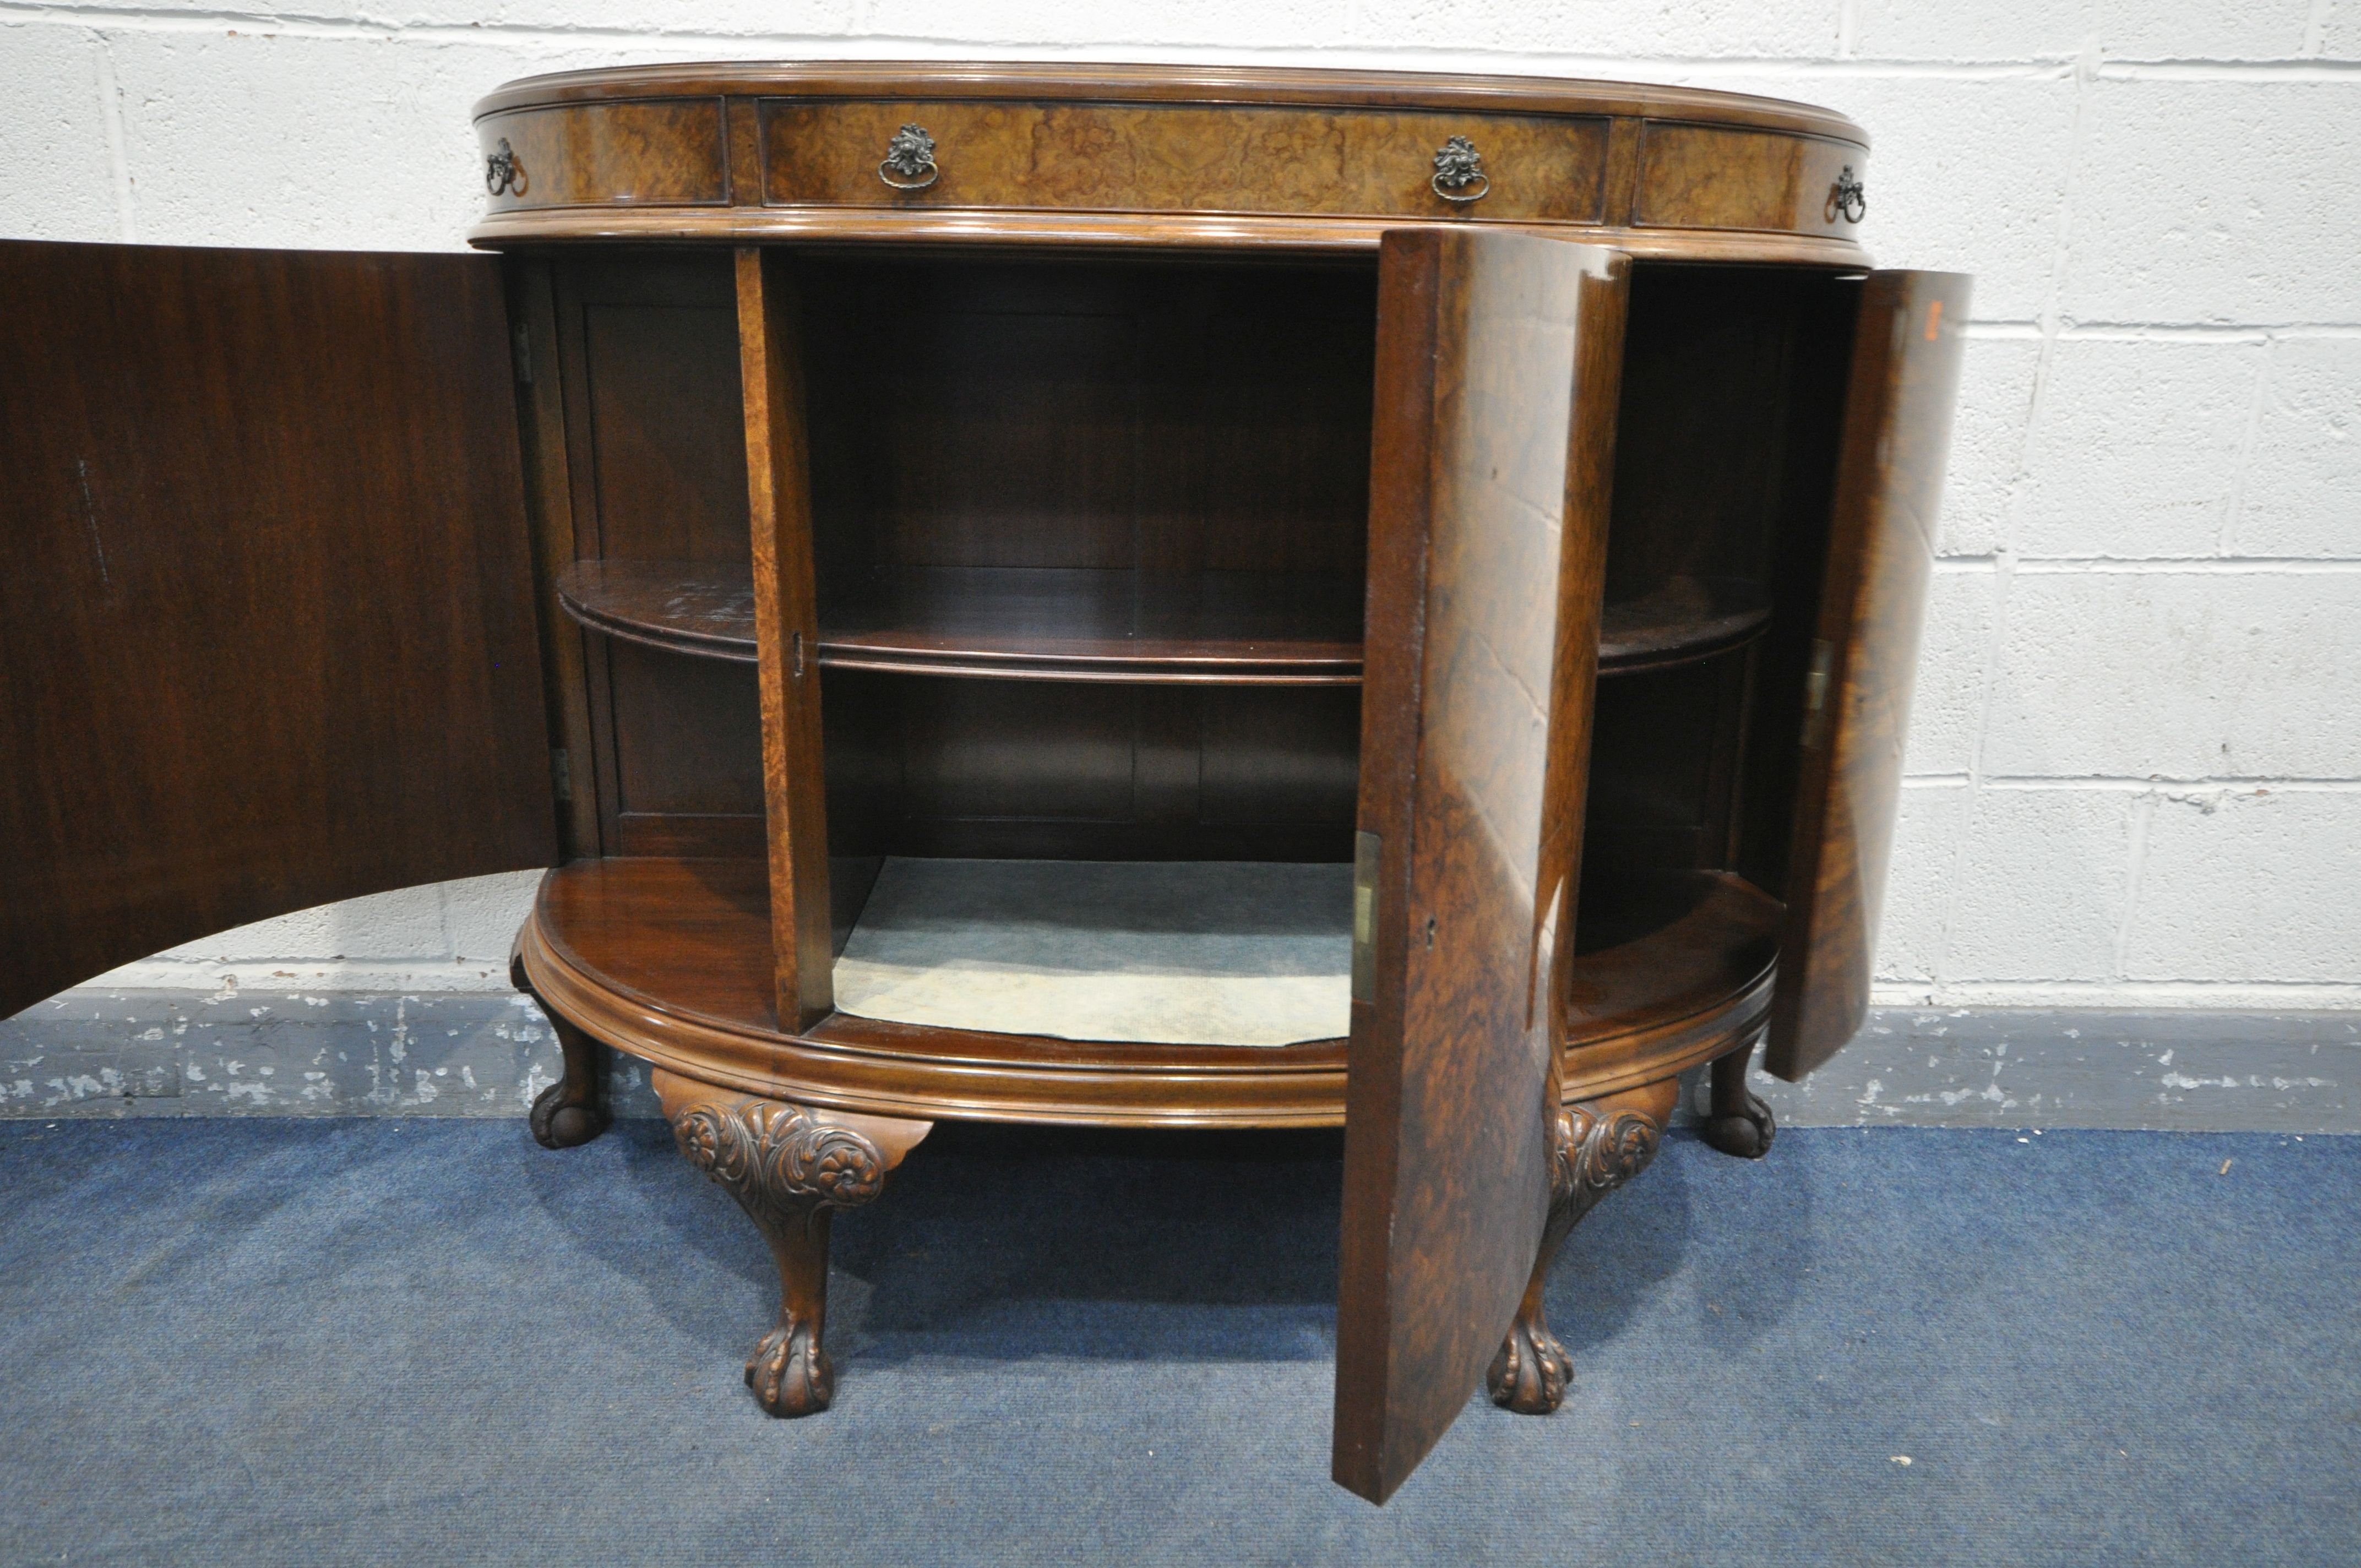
[0,62,1966,1504]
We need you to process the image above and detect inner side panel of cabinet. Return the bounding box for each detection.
[796,251,1379,1044]
[538,250,767,861]
[1576,262,1858,958]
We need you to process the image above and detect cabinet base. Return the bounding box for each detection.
[514,857,1780,1127]
[518,859,1771,1420]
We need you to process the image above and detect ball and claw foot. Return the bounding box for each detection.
[1701,1089,1776,1159]
[523,1000,613,1151]
[529,1077,612,1150]
[1700,1040,1775,1160]
[1488,1314,1575,1414]
[747,1317,834,1417]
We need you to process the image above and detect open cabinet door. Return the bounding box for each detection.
[1763,271,1971,1081]
[0,241,557,1019]
[1333,230,1626,1504]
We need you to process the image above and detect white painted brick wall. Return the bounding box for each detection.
[3,2,2355,1011]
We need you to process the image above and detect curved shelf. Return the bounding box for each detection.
[819,567,1364,685]
[1596,576,1772,676]
[557,560,1768,684]
[517,854,1781,1126]
[1564,870,1781,1072]
[557,561,1365,683]
[554,560,757,663]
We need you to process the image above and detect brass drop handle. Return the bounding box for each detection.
[1828,165,1866,224]
[1431,135,1488,203]
[879,123,940,191]
[485,137,527,198]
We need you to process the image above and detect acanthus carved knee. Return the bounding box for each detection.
[670,1098,889,1223]
[657,1075,928,1419]
[1558,1102,1663,1215]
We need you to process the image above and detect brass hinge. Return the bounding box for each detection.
[1800,640,1835,750]
[551,747,573,803]
[1351,830,1380,1004]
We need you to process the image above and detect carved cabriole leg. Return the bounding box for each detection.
[1700,1032,1777,1160]
[652,1067,930,1418]
[514,955,612,1151]
[1488,1081,1674,1415]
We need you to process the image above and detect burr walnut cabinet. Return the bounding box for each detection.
[0,62,1966,1502]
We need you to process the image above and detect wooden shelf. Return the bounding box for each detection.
[1597,576,1772,676]
[556,560,1767,683]
[554,560,757,663]
[818,567,1365,684]
[554,561,1361,682]
[1565,869,1781,1057]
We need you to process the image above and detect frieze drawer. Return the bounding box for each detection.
[757,99,1613,223]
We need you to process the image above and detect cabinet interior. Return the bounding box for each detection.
[1580,262,1858,951]
[546,252,766,861]
[527,246,1856,1042]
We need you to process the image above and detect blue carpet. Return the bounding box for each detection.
[0,1118,2352,1565]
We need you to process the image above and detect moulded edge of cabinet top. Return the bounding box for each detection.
[470,210,1873,265]
[471,61,1867,143]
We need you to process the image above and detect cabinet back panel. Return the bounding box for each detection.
[899,680,1141,822]
[551,251,764,858]
[606,645,766,818]
[821,671,1358,862]
[1581,656,1749,888]
[579,304,750,562]
[1733,276,1858,899]
[799,254,1377,588]
[837,307,1142,570]
[1200,687,1364,826]
[1590,264,1855,922]
[1607,265,1816,597]
[556,253,750,564]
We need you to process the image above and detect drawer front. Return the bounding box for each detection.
[758,99,1612,223]
[480,98,730,210]
[1633,121,1865,237]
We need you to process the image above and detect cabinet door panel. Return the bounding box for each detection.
[1334,229,1626,1504]
[0,241,556,1019]
[1764,270,1970,1080]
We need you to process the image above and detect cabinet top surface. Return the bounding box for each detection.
[471,60,1876,263]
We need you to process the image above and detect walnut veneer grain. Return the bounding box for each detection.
[1331,227,1626,1504]
[1766,271,1971,1080]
